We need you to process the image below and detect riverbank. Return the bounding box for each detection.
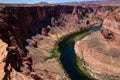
[26,24,84,80]
[25,17,101,79]
[75,31,120,80]
[58,24,101,80]
[74,10,120,80]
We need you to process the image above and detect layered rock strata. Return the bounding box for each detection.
[0,39,8,80]
[0,4,96,80]
[0,3,117,79]
[75,8,120,80]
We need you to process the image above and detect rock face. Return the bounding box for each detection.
[0,39,8,80]
[75,8,120,80]
[0,3,117,80]
[1,5,94,50]
[101,8,120,40]
[0,39,32,80]
[0,4,97,80]
[93,5,117,19]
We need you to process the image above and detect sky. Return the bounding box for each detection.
[0,0,99,4]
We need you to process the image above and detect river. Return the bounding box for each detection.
[58,25,101,80]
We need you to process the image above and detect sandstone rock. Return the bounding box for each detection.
[31,34,43,43]
[75,8,120,80]
[26,39,37,48]
[75,31,120,80]
[0,39,8,62]
[0,3,118,80]
[41,27,49,36]
[0,39,8,80]
[0,5,95,80]
[101,8,120,41]
[10,69,33,80]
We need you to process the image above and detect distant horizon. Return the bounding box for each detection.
[0,0,104,4]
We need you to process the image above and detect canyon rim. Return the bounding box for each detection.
[0,0,120,80]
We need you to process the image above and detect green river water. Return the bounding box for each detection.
[58,25,101,80]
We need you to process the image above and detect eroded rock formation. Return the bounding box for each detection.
[0,3,118,80]
[0,39,8,80]
[75,8,120,80]
[101,8,120,40]
[0,4,97,80]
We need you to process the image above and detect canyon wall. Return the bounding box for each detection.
[0,3,117,79]
[75,8,120,80]
[0,4,95,80]
[1,5,94,50]
[101,8,120,40]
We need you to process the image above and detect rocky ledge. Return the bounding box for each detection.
[75,8,120,80]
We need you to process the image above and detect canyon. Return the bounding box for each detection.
[0,1,119,80]
[75,7,120,80]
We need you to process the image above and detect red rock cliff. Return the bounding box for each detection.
[0,4,94,79]
[75,8,120,80]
